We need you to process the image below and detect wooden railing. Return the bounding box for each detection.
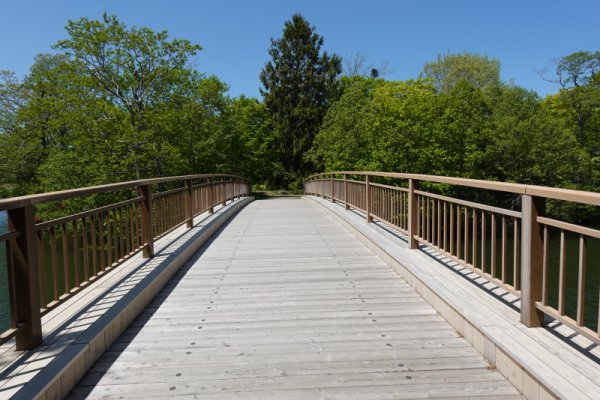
[0,174,250,350]
[305,172,600,344]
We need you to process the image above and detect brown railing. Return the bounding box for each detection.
[0,174,250,350]
[305,172,600,344]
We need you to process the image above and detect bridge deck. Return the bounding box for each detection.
[69,198,521,399]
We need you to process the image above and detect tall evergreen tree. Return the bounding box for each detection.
[260,14,341,188]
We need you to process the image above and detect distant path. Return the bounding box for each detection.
[69,198,521,399]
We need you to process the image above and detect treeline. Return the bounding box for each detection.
[0,14,279,199]
[1,14,599,218]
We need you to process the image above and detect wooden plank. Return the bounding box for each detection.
[73,199,519,399]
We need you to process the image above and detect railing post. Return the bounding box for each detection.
[521,194,545,327]
[184,179,193,229]
[208,178,214,215]
[139,184,154,258]
[366,175,372,223]
[8,205,42,350]
[344,174,349,210]
[408,179,419,249]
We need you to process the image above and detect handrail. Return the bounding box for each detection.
[304,171,600,345]
[0,173,251,350]
[0,174,245,211]
[305,171,600,206]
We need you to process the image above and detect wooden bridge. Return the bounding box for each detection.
[0,173,599,399]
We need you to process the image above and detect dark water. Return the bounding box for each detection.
[544,229,599,331]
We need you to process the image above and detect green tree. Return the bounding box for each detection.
[260,13,341,188]
[54,13,201,179]
[311,77,381,171]
[227,96,279,187]
[421,51,501,93]
[548,51,600,147]
[485,85,588,187]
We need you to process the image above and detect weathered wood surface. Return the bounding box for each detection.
[69,198,521,399]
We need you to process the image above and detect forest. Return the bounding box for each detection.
[1,13,599,220]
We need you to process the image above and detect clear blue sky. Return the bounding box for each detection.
[1,0,599,98]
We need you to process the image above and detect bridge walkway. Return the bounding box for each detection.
[68,198,521,399]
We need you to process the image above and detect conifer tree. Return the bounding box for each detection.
[260,14,341,187]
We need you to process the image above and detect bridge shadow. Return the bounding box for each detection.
[339,202,600,365]
[66,216,236,397]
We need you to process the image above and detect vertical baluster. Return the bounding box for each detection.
[373,187,377,218]
[449,203,454,254]
[456,205,462,259]
[395,191,399,227]
[390,190,395,226]
[481,212,486,273]
[124,205,131,255]
[501,216,507,282]
[140,184,154,258]
[62,223,70,295]
[400,191,404,229]
[330,175,334,203]
[417,195,425,238]
[390,189,393,224]
[558,229,567,315]
[376,187,380,219]
[72,220,80,288]
[170,193,174,228]
[92,214,98,277]
[118,208,125,259]
[221,178,227,206]
[464,207,470,264]
[577,235,587,326]
[431,199,436,244]
[112,209,119,263]
[426,198,430,242]
[491,214,497,278]
[366,175,372,223]
[424,198,429,242]
[128,204,135,252]
[50,226,58,301]
[160,196,165,235]
[541,226,549,305]
[344,174,349,210]
[105,211,112,267]
[131,202,140,251]
[437,200,441,247]
[395,190,398,227]
[514,217,520,290]
[383,188,386,222]
[472,210,478,268]
[408,179,419,249]
[405,191,409,230]
[37,231,46,308]
[81,217,88,287]
[385,188,388,222]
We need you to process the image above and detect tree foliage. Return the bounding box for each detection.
[260,13,341,188]
[421,51,501,93]
[1,15,599,224]
[55,13,201,179]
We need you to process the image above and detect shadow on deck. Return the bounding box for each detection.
[1,196,599,399]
